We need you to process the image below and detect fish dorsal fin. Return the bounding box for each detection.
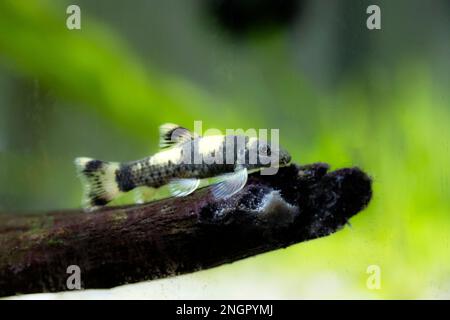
[210,167,248,200]
[159,123,197,149]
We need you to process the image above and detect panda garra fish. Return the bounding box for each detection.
[75,123,291,210]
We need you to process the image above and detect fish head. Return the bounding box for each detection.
[246,137,291,169]
[277,145,292,166]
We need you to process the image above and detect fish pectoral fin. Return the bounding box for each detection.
[167,178,200,197]
[210,167,248,200]
[159,123,198,149]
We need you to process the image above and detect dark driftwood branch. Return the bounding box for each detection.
[0,163,372,297]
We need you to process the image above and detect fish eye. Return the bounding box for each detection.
[259,144,271,156]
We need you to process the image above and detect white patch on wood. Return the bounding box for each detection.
[255,190,298,226]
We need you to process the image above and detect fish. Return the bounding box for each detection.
[74,123,291,210]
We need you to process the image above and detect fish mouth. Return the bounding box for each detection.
[279,156,292,167]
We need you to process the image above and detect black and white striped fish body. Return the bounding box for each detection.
[75,123,291,210]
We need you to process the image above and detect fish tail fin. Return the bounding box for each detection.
[74,157,122,209]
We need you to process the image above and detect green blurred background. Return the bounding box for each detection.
[0,0,449,299]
